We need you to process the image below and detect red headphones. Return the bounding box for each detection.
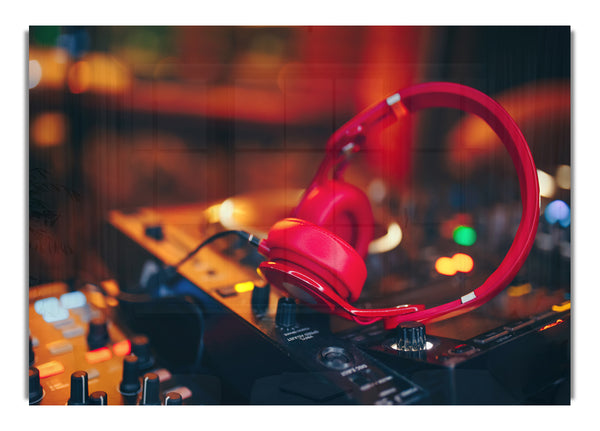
[255,82,540,329]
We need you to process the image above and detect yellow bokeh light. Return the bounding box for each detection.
[452,253,474,273]
[555,165,571,190]
[537,169,556,198]
[234,281,255,293]
[435,257,457,276]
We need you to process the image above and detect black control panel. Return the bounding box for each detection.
[28,202,570,405]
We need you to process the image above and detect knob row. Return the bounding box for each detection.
[30,355,181,405]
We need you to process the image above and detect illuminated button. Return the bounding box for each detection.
[34,297,59,315]
[52,317,74,328]
[85,347,112,364]
[47,339,73,355]
[552,301,571,313]
[539,318,565,332]
[37,360,65,378]
[43,307,70,324]
[112,339,131,356]
[234,281,254,293]
[60,291,87,309]
[62,326,85,338]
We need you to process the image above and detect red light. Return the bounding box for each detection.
[85,347,112,364]
[112,339,131,356]
[539,319,564,332]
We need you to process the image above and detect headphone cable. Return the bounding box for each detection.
[164,229,261,278]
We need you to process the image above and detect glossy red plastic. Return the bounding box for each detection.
[260,82,540,328]
[258,218,366,302]
[293,180,374,258]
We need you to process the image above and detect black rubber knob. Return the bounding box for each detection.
[87,316,109,350]
[164,391,182,405]
[251,282,271,314]
[395,321,427,351]
[67,370,89,405]
[275,297,297,328]
[140,372,161,405]
[119,355,141,395]
[29,366,44,404]
[29,336,35,366]
[131,335,154,370]
[89,391,108,405]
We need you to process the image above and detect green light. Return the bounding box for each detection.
[453,226,477,246]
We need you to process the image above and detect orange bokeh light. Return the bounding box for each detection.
[68,60,91,93]
[435,253,474,276]
[31,112,67,147]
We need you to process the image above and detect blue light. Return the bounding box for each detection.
[34,297,60,316]
[544,199,570,227]
[42,306,70,323]
[60,291,87,309]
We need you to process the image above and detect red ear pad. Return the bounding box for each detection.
[260,218,367,302]
[293,180,374,258]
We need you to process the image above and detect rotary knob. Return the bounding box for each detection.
[29,366,44,404]
[119,354,141,395]
[140,373,161,405]
[131,335,154,370]
[89,391,108,405]
[67,370,89,405]
[87,316,109,350]
[29,336,35,366]
[275,297,297,328]
[164,391,182,405]
[395,321,427,351]
[251,281,271,315]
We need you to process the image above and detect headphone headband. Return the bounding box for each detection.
[264,82,540,328]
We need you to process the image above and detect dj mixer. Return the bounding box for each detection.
[28,184,569,406]
[27,78,571,406]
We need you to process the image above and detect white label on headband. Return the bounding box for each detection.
[386,93,401,106]
[461,291,477,303]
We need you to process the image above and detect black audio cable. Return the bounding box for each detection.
[170,230,260,271]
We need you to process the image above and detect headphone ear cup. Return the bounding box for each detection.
[293,180,374,258]
[261,218,367,302]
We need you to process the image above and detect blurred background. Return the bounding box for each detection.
[28,26,570,312]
